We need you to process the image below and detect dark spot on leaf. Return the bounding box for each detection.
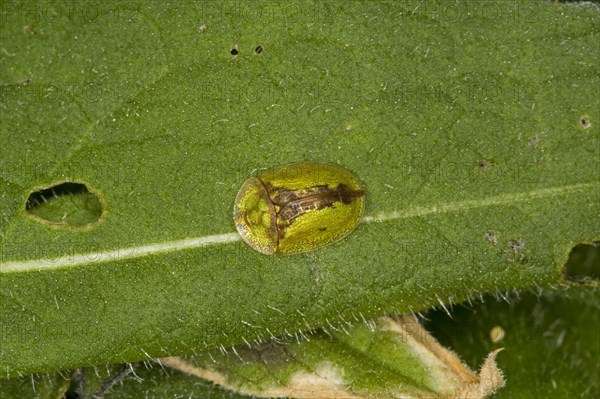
[505,239,527,264]
[484,230,498,245]
[528,135,538,147]
[579,116,591,129]
[563,242,600,285]
[477,159,490,172]
[254,45,263,54]
[506,239,525,253]
[319,227,327,232]
[230,46,239,56]
[23,24,38,35]
[26,182,103,228]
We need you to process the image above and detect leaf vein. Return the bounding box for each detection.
[1,182,597,273]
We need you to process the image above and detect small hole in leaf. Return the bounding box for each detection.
[563,243,600,284]
[230,46,239,56]
[26,182,103,228]
[254,45,263,54]
[579,116,591,129]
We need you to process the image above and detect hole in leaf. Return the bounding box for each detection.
[254,45,263,54]
[230,46,239,56]
[26,182,103,228]
[579,116,591,129]
[563,243,600,284]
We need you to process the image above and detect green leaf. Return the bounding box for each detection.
[158,316,504,399]
[1,0,598,377]
[109,366,253,399]
[425,286,600,398]
[0,317,506,399]
[0,372,69,399]
[1,244,596,397]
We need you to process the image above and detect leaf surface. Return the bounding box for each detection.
[0,0,599,376]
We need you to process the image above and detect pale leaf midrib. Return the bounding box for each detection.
[1,182,597,273]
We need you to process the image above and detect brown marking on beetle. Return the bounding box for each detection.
[261,182,363,239]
